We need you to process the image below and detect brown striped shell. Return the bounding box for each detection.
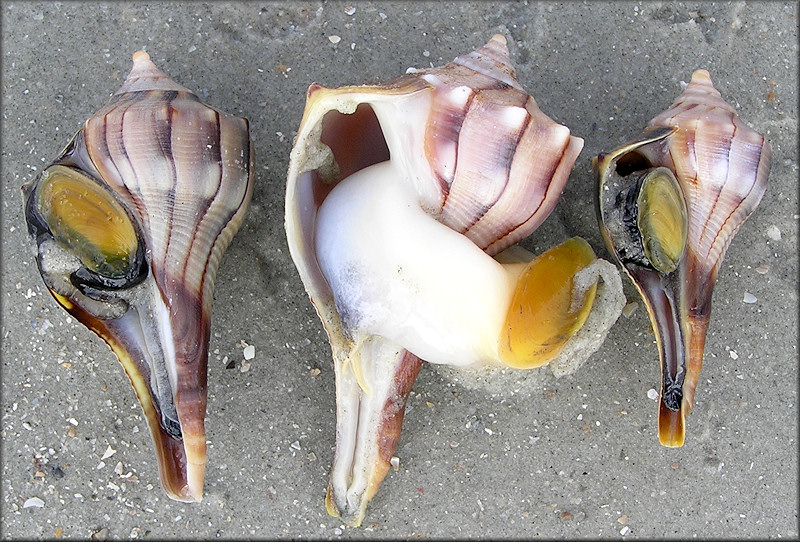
[642,69,771,284]
[22,51,254,501]
[286,34,583,341]
[595,69,771,446]
[284,34,589,526]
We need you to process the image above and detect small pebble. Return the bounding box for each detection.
[328,35,341,44]
[23,497,45,508]
[344,6,356,15]
[620,526,631,536]
[622,302,638,318]
[390,456,400,471]
[243,345,255,360]
[755,264,769,274]
[743,292,757,304]
[729,350,739,360]
[766,225,781,241]
[647,389,659,401]
[101,445,116,460]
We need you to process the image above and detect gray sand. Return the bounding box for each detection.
[2,2,797,538]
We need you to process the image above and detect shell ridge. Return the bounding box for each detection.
[87,109,148,234]
[441,88,474,193]
[120,99,181,275]
[484,132,573,255]
[162,99,180,282]
[464,108,532,246]
[199,117,253,313]
[198,184,249,315]
[697,111,740,263]
[490,107,567,207]
[425,87,474,191]
[167,105,224,293]
[702,124,767,266]
[183,110,225,299]
[148,100,179,277]
[164,100,235,294]
[684,111,740,262]
[106,102,153,240]
[442,92,526,235]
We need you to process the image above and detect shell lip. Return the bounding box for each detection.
[623,263,687,446]
[43,284,206,501]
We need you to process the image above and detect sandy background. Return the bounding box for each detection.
[2,2,797,538]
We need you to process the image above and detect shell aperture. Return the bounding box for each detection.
[22,51,254,501]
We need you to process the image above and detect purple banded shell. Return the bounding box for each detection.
[285,34,625,526]
[22,51,254,502]
[645,69,771,278]
[286,34,584,343]
[595,69,771,447]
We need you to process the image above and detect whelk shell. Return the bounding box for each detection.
[286,34,624,526]
[595,69,771,447]
[22,51,255,501]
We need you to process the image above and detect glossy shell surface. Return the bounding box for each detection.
[22,51,254,501]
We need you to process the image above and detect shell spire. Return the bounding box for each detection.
[445,33,522,91]
[114,50,192,94]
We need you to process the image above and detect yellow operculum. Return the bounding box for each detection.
[499,237,598,369]
[38,165,138,278]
